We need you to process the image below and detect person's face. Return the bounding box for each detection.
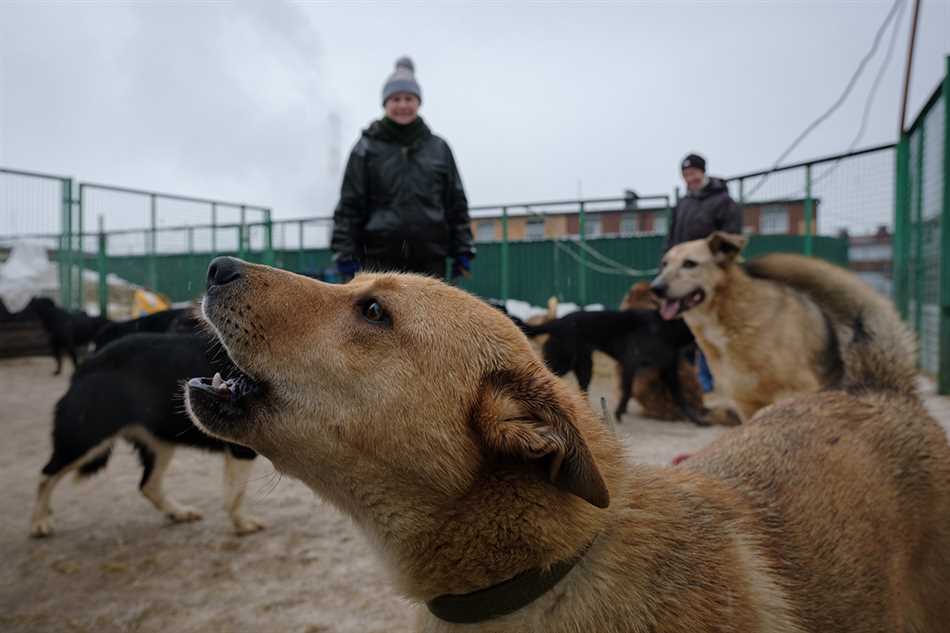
[384,93,420,124]
[682,167,705,192]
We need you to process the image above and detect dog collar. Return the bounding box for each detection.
[425,540,594,624]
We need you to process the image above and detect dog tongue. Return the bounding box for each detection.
[660,299,680,320]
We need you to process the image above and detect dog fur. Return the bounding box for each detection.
[92,306,200,350]
[651,232,906,421]
[30,332,263,538]
[187,258,950,632]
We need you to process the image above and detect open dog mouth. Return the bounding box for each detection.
[187,369,267,421]
[659,289,706,320]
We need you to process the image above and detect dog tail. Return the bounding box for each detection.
[509,315,550,338]
[546,296,559,321]
[745,253,918,396]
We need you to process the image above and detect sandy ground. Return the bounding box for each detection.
[1,353,948,633]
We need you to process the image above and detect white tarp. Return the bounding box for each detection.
[0,241,59,313]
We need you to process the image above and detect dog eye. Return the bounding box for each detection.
[683,259,698,269]
[360,300,389,325]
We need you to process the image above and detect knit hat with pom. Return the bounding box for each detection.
[382,56,422,105]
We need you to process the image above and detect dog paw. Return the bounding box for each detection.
[232,516,266,536]
[30,519,54,538]
[167,507,203,523]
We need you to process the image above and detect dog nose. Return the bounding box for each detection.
[650,280,667,298]
[207,257,243,289]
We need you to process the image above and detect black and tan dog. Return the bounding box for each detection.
[650,232,907,421]
[31,332,262,538]
[187,257,950,632]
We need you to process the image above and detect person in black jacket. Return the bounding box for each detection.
[665,153,742,251]
[330,56,475,280]
[665,153,742,394]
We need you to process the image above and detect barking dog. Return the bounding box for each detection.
[651,232,904,421]
[187,256,950,632]
[30,333,262,538]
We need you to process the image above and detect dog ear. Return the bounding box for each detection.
[473,368,610,508]
[706,231,746,263]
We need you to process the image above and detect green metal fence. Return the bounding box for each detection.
[894,56,948,391]
[0,168,75,307]
[1,169,272,314]
[725,143,896,296]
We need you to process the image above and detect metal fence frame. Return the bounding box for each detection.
[725,142,897,256]
[894,56,949,392]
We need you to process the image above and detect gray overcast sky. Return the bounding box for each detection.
[1,0,948,233]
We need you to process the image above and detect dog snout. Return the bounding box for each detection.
[207,257,244,289]
[649,279,668,298]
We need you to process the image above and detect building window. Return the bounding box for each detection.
[760,205,789,235]
[525,218,545,240]
[584,216,602,237]
[620,215,637,235]
[653,213,668,235]
[476,221,495,242]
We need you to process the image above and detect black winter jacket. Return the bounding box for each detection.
[330,118,475,263]
[665,177,742,251]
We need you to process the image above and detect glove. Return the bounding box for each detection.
[337,259,360,277]
[451,255,471,279]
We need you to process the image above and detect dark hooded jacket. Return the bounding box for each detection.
[330,117,474,263]
[665,177,742,250]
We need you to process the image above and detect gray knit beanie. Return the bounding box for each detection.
[382,56,422,105]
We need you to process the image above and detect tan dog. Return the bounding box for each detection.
[186,257,950,632]
[651,232,904,421]
[618,281,706,422]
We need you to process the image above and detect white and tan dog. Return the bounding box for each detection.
[187,256,950,632]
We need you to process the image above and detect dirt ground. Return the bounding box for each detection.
[2,353,948,633]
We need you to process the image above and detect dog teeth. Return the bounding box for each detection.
[212,372,226,389]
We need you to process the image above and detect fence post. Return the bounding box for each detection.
[73,181,82,309]
[148,194,158,291]
[264,208,274,266]
[553,237,561,300]
[804,163,814,256]
[737,178,745,218]
[187,225,195,296]
[938,57,950,394]
[239,205,247,260]
[663,194,671,235]
[578,201,587,307]
[894,136,911,321]
[501,206,509,302]
[914,120,925,348]
[60,178,72,308]
[211,203,218,254]
[298,220,305,272]
[97,215,108,318]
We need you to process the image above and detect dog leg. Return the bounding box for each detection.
[224,449,265,535]
[664,365,709,426]
[614,365,636,423]
[30,470,68,537]
[51,339,63,376]
[30,440,113,537]
[137,441,203,523]
[575,349,594,392]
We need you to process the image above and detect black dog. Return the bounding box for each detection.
[93,307,200,350]
[519,309,705,425]
[28,297,111,375]
[30,332,264,537]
